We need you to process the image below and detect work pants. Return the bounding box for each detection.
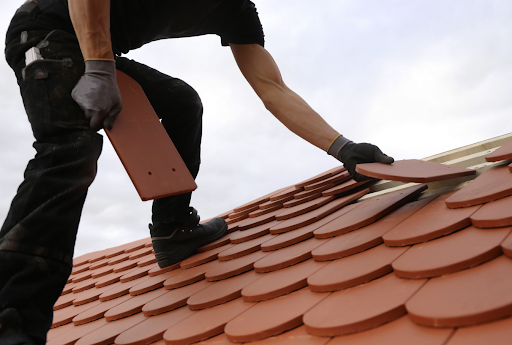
[0,6,202,344]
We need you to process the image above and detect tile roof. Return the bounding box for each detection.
[49,134,512,345]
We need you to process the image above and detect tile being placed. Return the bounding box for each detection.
[314,185,427,239]
[143,279,212,316]
[104,287,168,321]
[445,165,512,208]
[269,190,368,235]
[254,237,328,273]
[180,243,234,268]
[187,270,262,310]
[304,274,426,336]
[73,294,133,326]
[247,326,330,345]
[485,139,512,162]
[308,244,408,292]
[356,159,475,183]
[312,198,431,261]
[383,193,481,246]
[225,288,328,343]
[74,312,147,345]
[445,315,512,345]
[164,298,254,345]
[471,194,512,228]
[263,204,361,251]
[241,259,326,302]
[114,307,195,345]
[218,234,275,261]
[392,226,511,279]
[406,255,512,327]
[328,316,453,345]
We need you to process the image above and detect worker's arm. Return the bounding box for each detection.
[230,43,393,180]
[68,0,122,130]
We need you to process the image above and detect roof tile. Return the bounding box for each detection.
[180,243,234,268]
[485,139,512,162]
[72,294,133,326]
[294,166,345,188]
[230,220,281,244]
[52,300,102,328]
[73,282,124,306]
[74,312,147,345]
[104,287,168,321]
[99,276,151,301]
[131,269,182,295]
[322,179,372,197]
[471,194,512,228]
[303,171,350,191]
[47,318,108,345]
[163,261,219,289]
[218,234,275,261]
[445,313,512,345]
[246,326,330,345]
[205,251,269,281]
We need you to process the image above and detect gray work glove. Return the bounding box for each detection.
[71,60,122,131]
[329,136,394,182]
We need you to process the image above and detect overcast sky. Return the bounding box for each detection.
[1,0,511,258]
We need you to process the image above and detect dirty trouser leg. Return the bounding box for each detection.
[1,25,102,343]
[115,57,203,226]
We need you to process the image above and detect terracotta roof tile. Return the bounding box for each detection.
[445,314,512,345]
[47,318,108,345]
[471,194,512,228]
[229,220,281,244]
[163,261,219,289]
[501,232,512,258]
[308,244,407,292]
[197,233,233,252]
[132,269,184,293]
[120,263,158,283]
[294,166,345,188]
[218,234,275,261]
[180,243,234,268]
[304,274,426,336]
[103,287,168,321]
[205,251,269,281]
[225,288,327,343]
[322,179,372,196]
[73,294,133,326]
[445,165,512,208]
[74,312,147,345]
[303,171,350,191]
[73,282,124,306]
[406,256,512,327]
[52,300,102,328]
[392,226,511,278]
[269,186,303,202]
[246,326,329,345]
[314,185,427,239]
[485,139,512,162]
[356,159,476,183]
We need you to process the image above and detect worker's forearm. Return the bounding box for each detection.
[68,0,114,60]
[261,83,339,152]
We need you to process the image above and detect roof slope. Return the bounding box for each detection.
[48,134,512,345]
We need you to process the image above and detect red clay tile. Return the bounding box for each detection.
[47,318,108,345]
[196,233,233,252]
[242,259,326,302]
[112,259,138,273]
[406,255,512,327]
[108,71,196,201]
[230,220,282,244]
[510,162,512,172]
[72,280,97,294]
[72,270,93,284]
[91,265,114,279]
[294,166,345,188]
[104,288,168,321]
[233,187,288,213]
[328,316,453,345]
[269,186,303,202]
[74,252,105,267]
[226,214,249,225]
[485,139,512,162]
[164,298,254,345]
[104,247,126,259]
[249,204,284,218]
[128,247,153,260]
[62,283,76,295]
[356,159,476,183]
[52,300,102,328]
[108,253,131,266]
[163,261,219,289]
[89,259,109,271]
[99,276,151,301]
[95,268,138,288]
[47,322,75,341]
[74,312,147,345]
[247,326,330,345]
[445,315,512,345]
[304,171,350,191]
[304,274,426,336]
[228,205,260,219]
[148,262,180,277]
[54,293,79,311]
[445,165,512,208]
[187,270,262,310]
[471,194,512,228]
[502,232,512,258]
[143,280,211,316]
[136,255,157,267]
[205,251,269,281]
[180,243,234,268]
[259,196,294,210]
[131,269,183,295]
[120,263,158,283]
[269,190,369,234]
[114,307,195,345]
[71,264,91,276]
[322,179,372,197]
[291,188,328,202]
[123,238,151,253]
[314,185,427,239]
[263,204,361,251]
[238,209,284,230]
[225,288,328,343]
[253,237,328,273]
[308,244,408,292]
[190,334,231,345]
[73,294,133,325]
[312,198,430,261]
[218,234,275,261]
[276,196,335,220]
[383,193,481,246]
[393,226,511,278]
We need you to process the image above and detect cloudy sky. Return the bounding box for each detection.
[0,0,511,258]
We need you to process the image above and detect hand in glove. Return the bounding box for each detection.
[328,136,394,182]
[72,60,122,131]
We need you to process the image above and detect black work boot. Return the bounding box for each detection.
[150,207,228,268]
[0,309,35,345]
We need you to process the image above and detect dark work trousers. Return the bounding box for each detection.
[0,6,202,344]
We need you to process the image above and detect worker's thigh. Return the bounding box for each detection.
[115,57,202,175]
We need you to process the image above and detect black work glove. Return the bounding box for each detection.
[71,60,122,131]
[338,142,394,181]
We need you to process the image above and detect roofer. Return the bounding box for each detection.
[0,0,394,344]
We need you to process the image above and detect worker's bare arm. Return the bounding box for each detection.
[230,43,339,152]
[68,0,114,60]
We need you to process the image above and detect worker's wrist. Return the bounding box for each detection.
[327,135,352,159]
[84,59,116,75]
